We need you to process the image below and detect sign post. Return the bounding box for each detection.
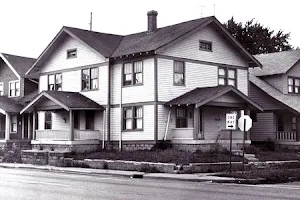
[226,113,237,173]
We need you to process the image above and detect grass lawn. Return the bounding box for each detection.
[255,151,300,161]
[72,149,244,165]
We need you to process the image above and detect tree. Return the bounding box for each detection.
[223,17,293,55]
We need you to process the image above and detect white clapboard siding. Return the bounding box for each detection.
[63,71,81,92]
[157,105,174,140]
[237,69,248,95]
[38,111,45,130]
[111,63,122,105]
[157,58,217,102]
[52,111,69,130]
[110,105,154,141]
[40,35,106,73]
[39,75,48,92]
[159,25,248,67]
[250,112,276,141]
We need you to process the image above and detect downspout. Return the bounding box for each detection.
[107,58,111,149]
[119,64,123,151]
[102,109,106,149]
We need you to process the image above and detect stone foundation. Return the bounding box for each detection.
[106,141,155,151]
[22,150,72,166]
[0,140,31,150]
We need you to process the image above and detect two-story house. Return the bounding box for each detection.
[0,53,37,149]
[23,11,262,153]
[250,50,300,149]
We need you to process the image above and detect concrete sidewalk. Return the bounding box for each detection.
[0,163,236,183]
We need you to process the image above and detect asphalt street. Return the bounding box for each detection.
[0,168,300,200]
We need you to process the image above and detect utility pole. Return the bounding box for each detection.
[89,12,93,31]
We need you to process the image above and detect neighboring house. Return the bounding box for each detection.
[0,53,37,149]
[23,11,262,153]
[250,50,300,148]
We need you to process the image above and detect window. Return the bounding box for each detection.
[288,77,300,94]
[10,115,17,132]
[74,111,79,129]
[123,61,143,86]
[82,67,99,91]
[9,80,20,97]
[176,107,187,128]
[86,111,95,130]
[292,116,297,131]
[218,67,236,87]
[199,40,212,51]
[174,61,185,85]
[45,111,52,130]
[67,49,77,59]
[0,83,3,96]
[48,73,62,91]
[123,106,143,130]
[277,115,284,131]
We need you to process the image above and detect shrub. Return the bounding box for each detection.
[152,140,172,150]
[2,149,22,163]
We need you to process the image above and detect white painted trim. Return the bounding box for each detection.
[8,80,20,98]
[0,108,6,115]
[0,82,3,96]
[0,53,21,79]
[31,140,99,145]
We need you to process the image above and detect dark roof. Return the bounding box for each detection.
[165,85,263,111]
[43,91,104,109]
[249,74,300,113]
[2,53,36,77]
[0,96,24,113]
[64,26,123,58]
[251,50,300,76]
[18,90,39,105]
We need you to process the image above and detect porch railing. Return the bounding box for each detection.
[276,131,296,141]
[172,128,194,139]
[74,130,100,140]
[36,130,100,140]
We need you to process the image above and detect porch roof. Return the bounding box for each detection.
[0,96,23,114]
[165,85,263,111]
[20,91,104,114]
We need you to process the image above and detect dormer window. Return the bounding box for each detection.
[288,77,300,94]
[199,40,212,51]
[67,49,77,59]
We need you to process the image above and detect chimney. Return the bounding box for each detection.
[147,10,158,33]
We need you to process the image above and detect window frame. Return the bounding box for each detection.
[0,82,3,96]
[81,67,99,91]
[199,40,212,51]
[218,67,237,87]
[288,76,300,94]
[8,80,20,97]
[44,111,52,130]
[48,73,62,91]
[122,106,143,131]
[122,61,143,86]
[175,106,188,128]
[173,60,185,86]
[292,116,297,131]
[67,48,77,59]
[10,115,17,133]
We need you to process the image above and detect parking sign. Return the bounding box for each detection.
[226,113,237,130]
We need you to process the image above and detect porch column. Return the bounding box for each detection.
[5,113,10,140]
[32,111,36,140]
[69,110,74,141]
[193,106,199,140]
[21,115,25,139]
[28,113,32,140]
[296,116,300,141]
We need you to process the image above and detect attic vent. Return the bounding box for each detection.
[67,49,77,59]
[199,40,212,51]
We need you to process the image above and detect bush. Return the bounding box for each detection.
[152,140,172,150]
[2,149,22,163]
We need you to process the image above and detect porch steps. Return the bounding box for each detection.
[231,150,259,162]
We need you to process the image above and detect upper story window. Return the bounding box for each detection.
[9,80,20,97]
[0,83,3,96]
[174,60,185,86]
[82,67,99,91]
[288,77,300,94]
[48,73,62,91]
[176,107,187,128]
[67,49,77,59]
[218,67,236,87]
[199,40,212,51]
[123,106,143,131]
[123,61,143,86]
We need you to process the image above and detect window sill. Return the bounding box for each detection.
[199,49,213,52]
[81,88,99,92]
[122,83,144,88]
[173,83,185,86]
[122,129,143,132]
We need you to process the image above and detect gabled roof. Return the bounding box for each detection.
[165,85,263,111]
[0,96,24,113]
[249,74,300,113]
[20,91,104,114]
[251,50,300,76]
[0,53,36,78]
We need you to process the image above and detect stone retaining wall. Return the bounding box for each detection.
[21,150,72,166]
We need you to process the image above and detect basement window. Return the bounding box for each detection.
[199,40,212,51]
[67,49,77,59]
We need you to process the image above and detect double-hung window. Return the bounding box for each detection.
[288,77,300,94]
[174,61,185,85]
[82,67,99,91]
[45,111,52,130]
[0,83,3,96]
[9,80,20,97]
[123,61,143,86]
[10,115,17,132]
[176,107,187,128]
[218,67,236,87]
[123,106,143,130]
[48,73,62,91]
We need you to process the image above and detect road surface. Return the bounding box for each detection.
[0,167,300,200]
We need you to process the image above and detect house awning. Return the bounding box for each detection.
[165,85,263,111]
[0,96,24,114]
[20,91,104,114]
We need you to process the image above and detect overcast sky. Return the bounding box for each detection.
[0,0,299,58]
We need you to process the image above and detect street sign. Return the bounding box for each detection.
[238,115,252,131]
[226,113,237,130]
